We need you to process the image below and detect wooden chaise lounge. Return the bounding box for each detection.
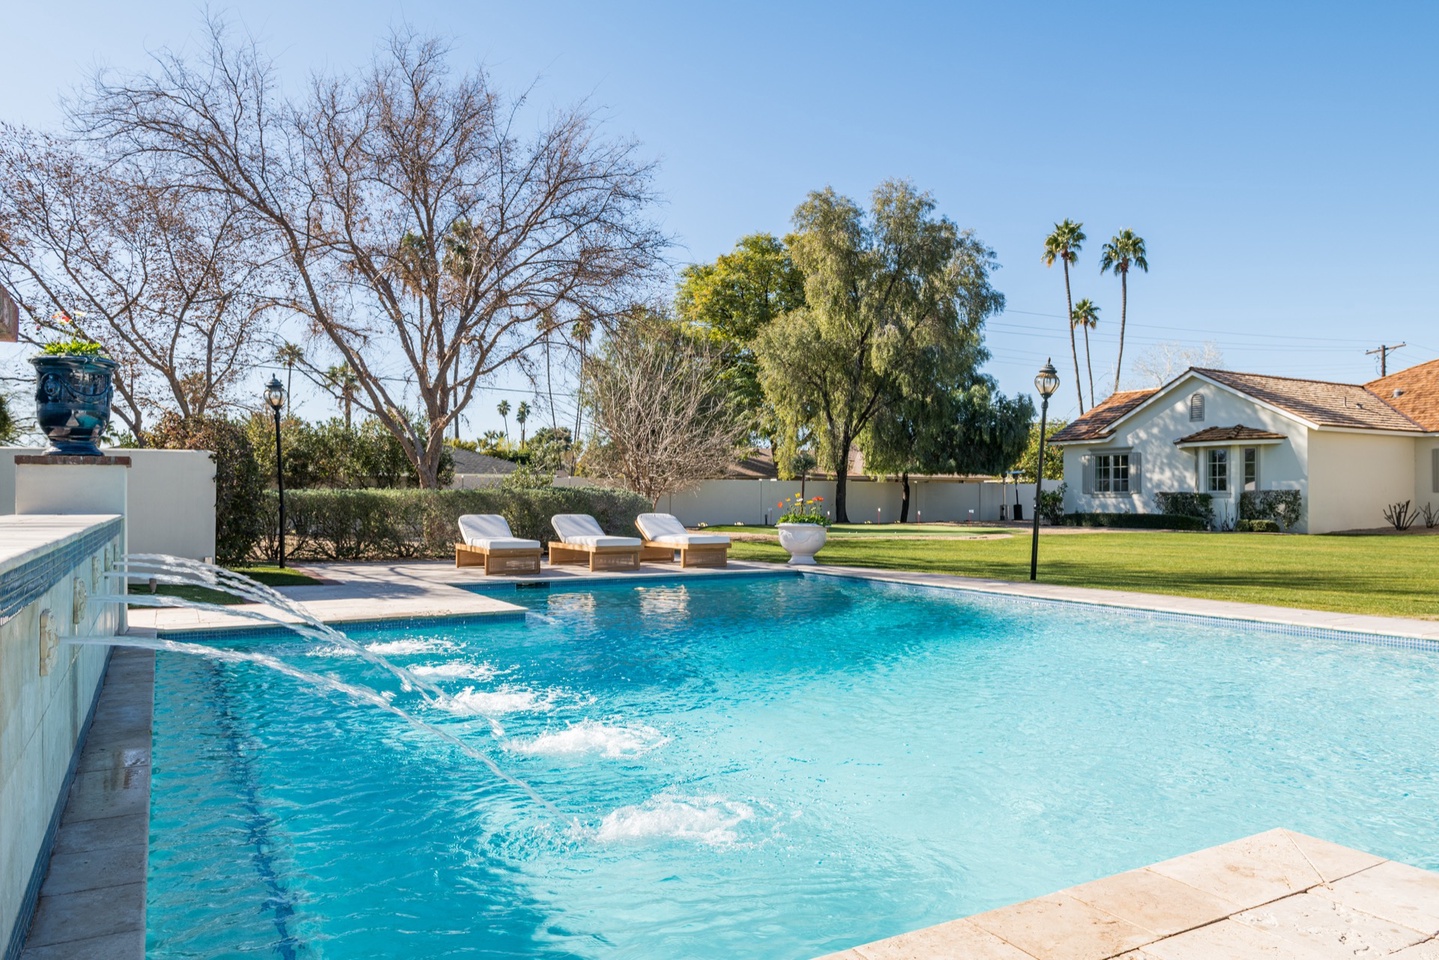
[635,512,731,568]
[455,514,542,575]
[548,514,643,572]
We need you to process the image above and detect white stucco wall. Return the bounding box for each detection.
[636,478,1049,526]
[0,448,216,560]
[1307,431,1418,533]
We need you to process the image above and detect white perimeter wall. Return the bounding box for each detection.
[0,448,216,560]
[626,478,1053,527]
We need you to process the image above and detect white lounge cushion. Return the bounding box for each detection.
[637,513,729,547]
[460,514,515,541]
[560,535,642,549]
[647,533,730,547]
[466,537,541,551]
[551,513,640,548]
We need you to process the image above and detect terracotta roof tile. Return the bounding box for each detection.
[1366,359,1439,431]
[1049,389,1158,442]
[1175,424,1287,444]
[1193,368,1425,432]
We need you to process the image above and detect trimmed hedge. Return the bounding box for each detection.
[1237,519,1282,533]
[1061,512,1208,531]
[253,485,650,562]
[1153,492,1214,525]
[1240,490,1303,531]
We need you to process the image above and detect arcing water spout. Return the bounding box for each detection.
[65,634,557,813]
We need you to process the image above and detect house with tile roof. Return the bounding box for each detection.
[1048,359,1439,532]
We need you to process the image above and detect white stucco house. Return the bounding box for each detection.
[1048,359,1439,533]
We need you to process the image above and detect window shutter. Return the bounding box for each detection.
[1432,448,1439,494]
[1130,452,1142,495]
[1081,455,1094,495]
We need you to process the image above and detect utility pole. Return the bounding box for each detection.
[1366,343,1406,377]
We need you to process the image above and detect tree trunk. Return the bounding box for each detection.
[1082,323,1095,409]
[832,442,850,523]
[1064,260,1083,414]
[899,472,911,523]
[1113,272,1128,394]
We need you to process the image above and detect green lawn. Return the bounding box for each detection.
[729,531,1439,620]
[128,563,321,606]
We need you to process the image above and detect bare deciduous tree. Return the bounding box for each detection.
[84,24,664,485]
[1130,340,1225,389]
[582,310,746,506]
[0,127,272,439]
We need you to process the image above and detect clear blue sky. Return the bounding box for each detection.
[2,1,1436,431]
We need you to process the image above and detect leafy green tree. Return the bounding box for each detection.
[1099,230,1149,393]
[1010,420,1068,482]
[1043,220,1087,413]
[676,233,806,440]
[862,378,1033,522]
[324,363,360,429]
[0,392,18,443]
[1071,298,1101,407]
[274,341,304,402]
[146,413,265,561]
[756,180,1005,523]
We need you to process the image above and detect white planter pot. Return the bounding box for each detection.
[777,522,827,565]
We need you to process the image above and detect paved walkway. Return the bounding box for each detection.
[818,829,1439,960]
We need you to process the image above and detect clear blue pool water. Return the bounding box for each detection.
[148,573,1439,959]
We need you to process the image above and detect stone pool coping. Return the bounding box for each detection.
[816,828,1439,959]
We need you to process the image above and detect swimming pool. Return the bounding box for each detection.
[147,573,1439,958]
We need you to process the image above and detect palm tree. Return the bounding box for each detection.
[1043,220,1087,413]
[1071,299,1101,407]
[1099,230,1149,393]
[570,315,595,442]
[325,363,360,429]
[497,399,511,443]
[515,401,530,448]
[274,341,304,402]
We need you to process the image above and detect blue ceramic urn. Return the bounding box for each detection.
[31,354,119,456]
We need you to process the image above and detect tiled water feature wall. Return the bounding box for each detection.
[0,515,125,957]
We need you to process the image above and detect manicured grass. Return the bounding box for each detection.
[706,523,1010,538]
[729,531,1439,620]
[128,563,321,606]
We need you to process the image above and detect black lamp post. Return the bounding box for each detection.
[1030,359,1060,581]
[264,375,287,568]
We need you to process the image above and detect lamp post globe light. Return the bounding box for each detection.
[264,376,288,568]
[1030,359,1060,581]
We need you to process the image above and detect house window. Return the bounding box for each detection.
[1242,448,1258,491]
[1189,393,1205,421]
[1207,448,1228,492]
[1094,453,1131,493]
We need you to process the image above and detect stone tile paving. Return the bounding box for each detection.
[816,829,1439,960]
[19,647,150,960]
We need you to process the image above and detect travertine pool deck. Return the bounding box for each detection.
[816,829,1439,960]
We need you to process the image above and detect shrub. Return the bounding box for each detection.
[1383,500,1416,531]
[1037,482,1067,524]
[253,485,650,562]
[1236,519,1282,533]
[1239,490,1303,531]
[1153,492,1214,525]
[145,413,265,562]
[1061,512,1207,531]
